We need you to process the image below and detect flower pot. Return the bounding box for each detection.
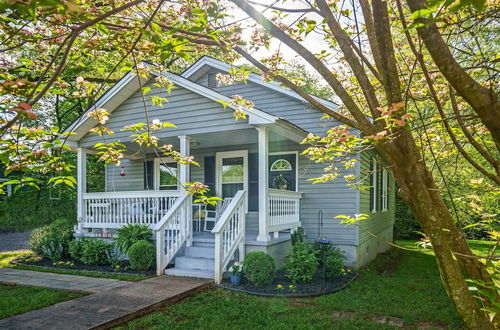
[230,274,242,286]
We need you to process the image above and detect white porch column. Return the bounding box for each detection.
[76,148,87,234]
[256,126,271,242]
[179,135,193,245]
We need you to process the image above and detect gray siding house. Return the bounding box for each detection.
[65,56,395,282]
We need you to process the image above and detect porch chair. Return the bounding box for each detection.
[204,197,233,231]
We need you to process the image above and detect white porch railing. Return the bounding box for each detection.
[268,189,303,234]
[212,190,246,284]
[153,194,192,276]
[82,191,179,229]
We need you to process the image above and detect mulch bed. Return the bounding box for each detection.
[217,270,358,297]
[10,255,155,277]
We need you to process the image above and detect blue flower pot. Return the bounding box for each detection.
[230,274,242,286]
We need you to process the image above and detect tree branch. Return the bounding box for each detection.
[231,0,374,133]
[407,0,500,152]
[234,46,360,129]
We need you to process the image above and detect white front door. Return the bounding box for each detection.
[215,150,248,201]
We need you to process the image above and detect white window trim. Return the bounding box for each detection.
[269,151,299,192]
[382,168,388,212]
[270,159,292,172]
[154,158,179,191]
[371,159,378,214]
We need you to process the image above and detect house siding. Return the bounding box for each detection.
[196,70,335,137]
[78,81,253,147]
[105,159,144,192]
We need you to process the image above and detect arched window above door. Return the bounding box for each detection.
[270,159,292,172]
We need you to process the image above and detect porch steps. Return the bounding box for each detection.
[165,236,215,279]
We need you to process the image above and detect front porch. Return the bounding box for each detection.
[74,126,304,282]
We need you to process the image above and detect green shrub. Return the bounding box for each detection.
[114,224,152,253]
[68,237,90,261]
[127,240,156,270]
[283,242,318,283]
[291,227,305,245]
[243,252,275,286]
[324,248,345,280]
[29,219,74,260]
[394,195,421,240]
[80,238,113,265]
[0,189,77,231]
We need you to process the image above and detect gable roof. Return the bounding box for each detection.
[181,56,339,110]
[63,65,286,143]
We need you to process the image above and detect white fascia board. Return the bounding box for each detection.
[181,56,339,110]
[151,69,277,125]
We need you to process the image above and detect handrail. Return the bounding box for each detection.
[212,190,246,283]
[267,188,303,198]
[83,191,180,199]
[154,194,191,275]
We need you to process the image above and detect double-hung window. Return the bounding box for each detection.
[370,158,378,213]
[154,158,179,191]
[370,157,389,213]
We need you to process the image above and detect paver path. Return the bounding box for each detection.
[0,231,31,252]
[0,275,210,330]
[0,268,128,293]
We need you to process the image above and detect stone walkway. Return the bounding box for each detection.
[0,231,31,252]
[0,268,127,293]
[0,275,210,330]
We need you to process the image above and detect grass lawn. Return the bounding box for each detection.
[0,251,150,282]
[0,284,85,319]
[118,240,496,330]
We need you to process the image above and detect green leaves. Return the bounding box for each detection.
[335,214,369,226]
[48,176,77,188]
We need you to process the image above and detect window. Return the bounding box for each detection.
[369,158,378,213]
[268,153,297,191]
[155,159,178,191]
[270,159,292,172]
[370,157,389,213]
[382,168,389,212]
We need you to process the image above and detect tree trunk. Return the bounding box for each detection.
[379,132,494,329]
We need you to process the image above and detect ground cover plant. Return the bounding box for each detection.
[118,240,493,329]
[0,251,150,282]
[0,284,85,320]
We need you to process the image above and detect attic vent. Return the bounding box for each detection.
[207,72,218,88]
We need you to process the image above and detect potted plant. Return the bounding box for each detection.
[228,261,243,285]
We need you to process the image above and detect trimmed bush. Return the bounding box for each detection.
[283,242,318,283]
[80,238,113,265]
[29,218,74,260]
[324,248,345,280]
[127,240,156,270]
[243,252,275,286]
[114,224,152,253]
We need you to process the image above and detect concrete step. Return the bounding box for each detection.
[193,236,215,245]
[165,267,214,279]
[175,256,215,271]
[185,246,215,258]
[192,237,215,248]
